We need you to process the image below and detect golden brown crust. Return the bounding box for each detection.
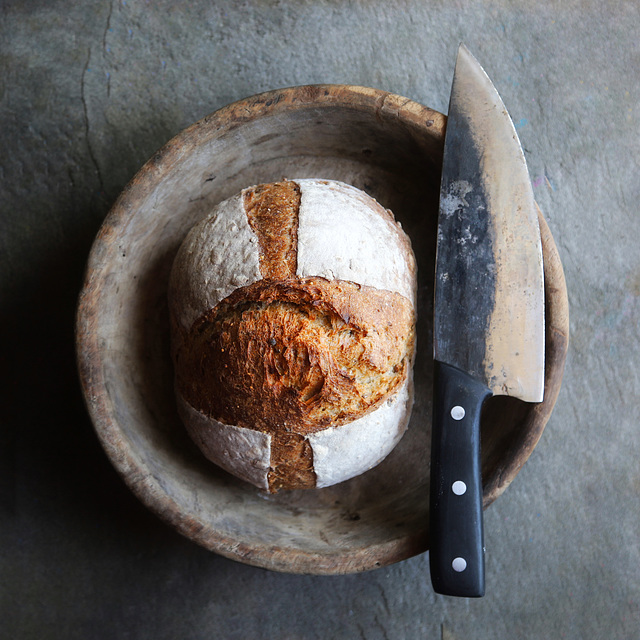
[243,181,300,279]
[268,432,316,491]
[175,277,415,443]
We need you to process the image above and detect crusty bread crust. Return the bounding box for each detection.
[243,180,300,279]
[176,276,414,434]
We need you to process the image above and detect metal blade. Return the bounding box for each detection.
[434,44,544,402]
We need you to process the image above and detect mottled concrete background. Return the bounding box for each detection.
[2,1,639,638]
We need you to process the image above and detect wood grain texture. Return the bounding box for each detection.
[75,84,568,574]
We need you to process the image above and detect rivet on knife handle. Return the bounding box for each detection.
[429,360,491,597]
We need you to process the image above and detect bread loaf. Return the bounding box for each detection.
[169,179,417,492]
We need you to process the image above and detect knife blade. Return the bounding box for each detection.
[429,44,545,598]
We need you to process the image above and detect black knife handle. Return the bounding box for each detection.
[429,360,492,597]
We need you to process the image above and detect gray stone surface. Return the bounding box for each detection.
[2,1,639,638]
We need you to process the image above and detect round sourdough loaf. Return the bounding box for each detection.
[168,178,417,492]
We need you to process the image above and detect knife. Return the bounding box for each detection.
[429,44,545,598]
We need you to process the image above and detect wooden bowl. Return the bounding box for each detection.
[76,85,569,574]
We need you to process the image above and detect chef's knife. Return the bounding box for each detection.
[429,44,545,598]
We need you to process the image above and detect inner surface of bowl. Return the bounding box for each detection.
[77,85,567,574]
